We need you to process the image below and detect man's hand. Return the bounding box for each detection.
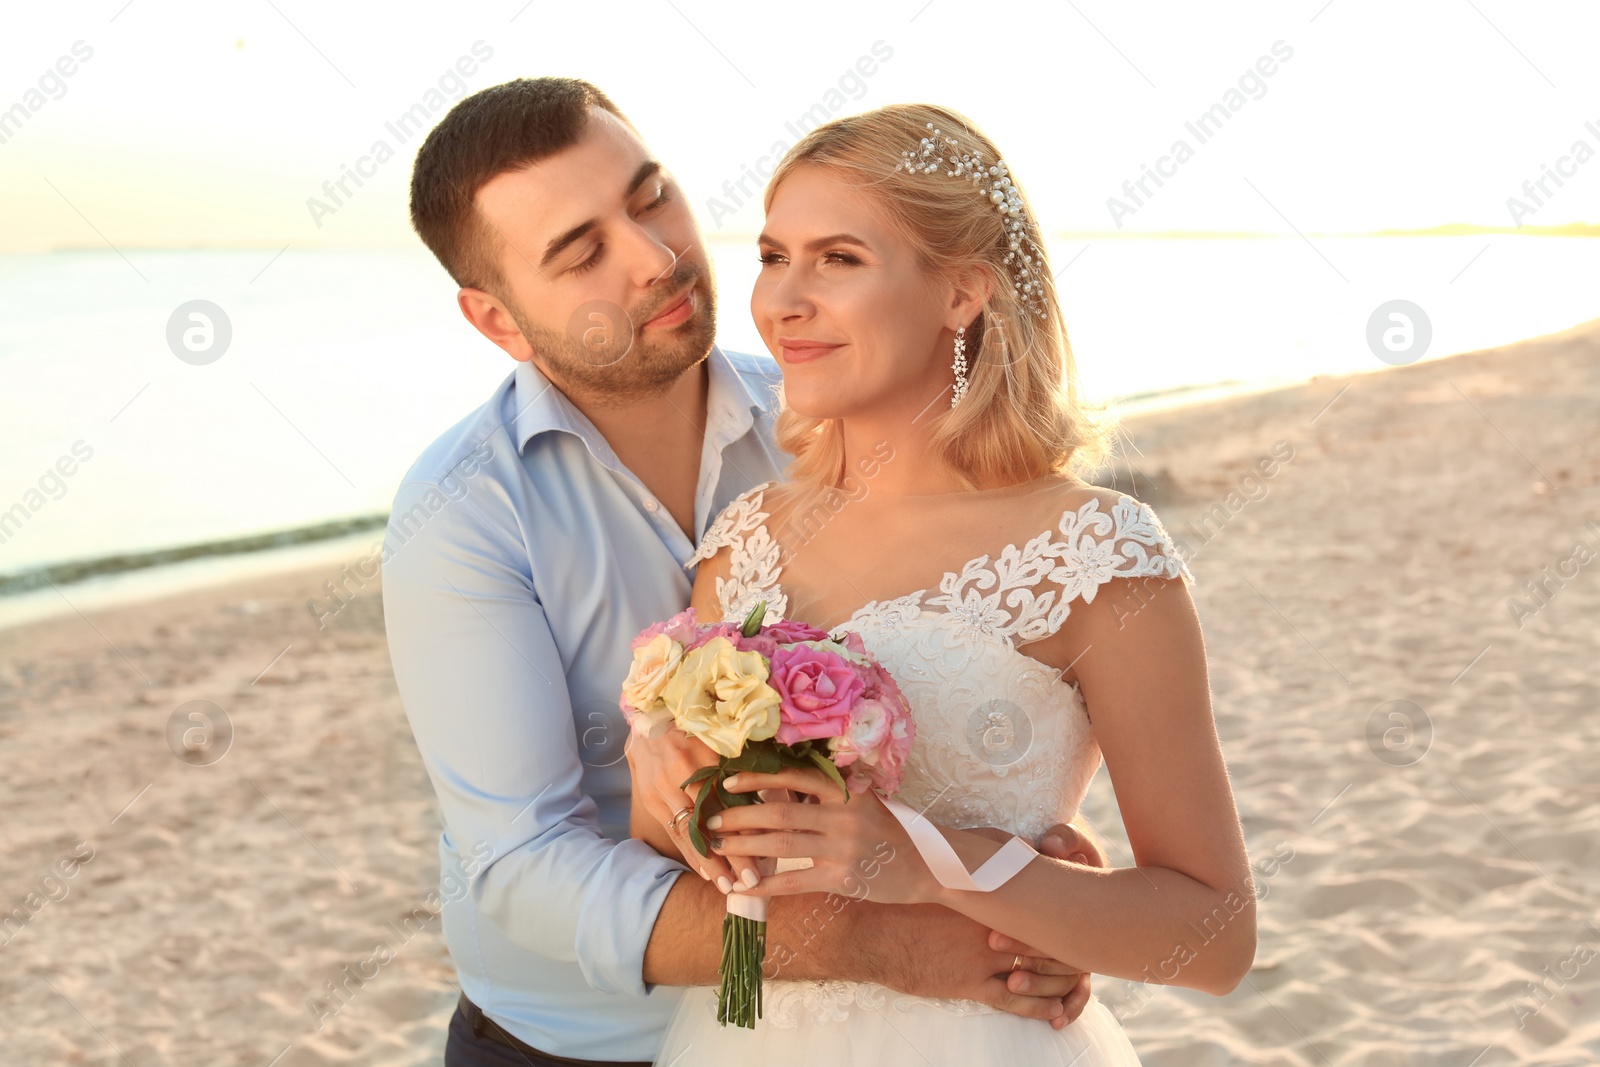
[866,902,1075,1024]
[865,821,1110,1029]
[625,727,760,893]
[969,820,1110,1029]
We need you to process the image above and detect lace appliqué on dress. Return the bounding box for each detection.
[926,495,1195,645]
[685,480,788,622]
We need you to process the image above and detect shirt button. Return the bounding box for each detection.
[644,498,659,512]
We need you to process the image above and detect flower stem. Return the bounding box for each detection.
[716,913,766,1028]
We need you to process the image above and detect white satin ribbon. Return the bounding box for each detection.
[884,797,1040,892]
[722,790,1037,921]
[726,856,810,922]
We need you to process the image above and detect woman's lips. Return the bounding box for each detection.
[778,341,844,364]
[645,289,695,329]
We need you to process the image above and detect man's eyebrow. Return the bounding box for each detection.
[756,232,872,253]
[540,161,665,268]
[541,219,597,268]
[625,159,662,197]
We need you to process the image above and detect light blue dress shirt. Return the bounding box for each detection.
[381,346,785,1061]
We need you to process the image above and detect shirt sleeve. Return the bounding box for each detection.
[380,478,687,997]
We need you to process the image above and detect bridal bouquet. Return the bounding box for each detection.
[619,600,915,1028]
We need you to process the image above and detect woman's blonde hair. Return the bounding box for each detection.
[762,103,1115,495]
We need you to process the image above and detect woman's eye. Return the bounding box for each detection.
[823,251,860,266]
[757,252,785,266]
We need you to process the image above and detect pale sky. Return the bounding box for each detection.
[2,0,1598,253]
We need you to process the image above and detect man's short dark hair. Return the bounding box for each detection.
[409,77,631,298]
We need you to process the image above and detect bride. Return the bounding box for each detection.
[634,103,1254,1064]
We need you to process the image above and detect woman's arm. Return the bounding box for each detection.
[712,572,1256,996]
[943,568,1255,993]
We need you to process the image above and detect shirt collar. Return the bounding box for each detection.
[509,344,766,460]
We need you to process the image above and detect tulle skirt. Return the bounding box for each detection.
[656,979,1141,1065]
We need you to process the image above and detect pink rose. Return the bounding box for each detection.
[686,622,743,651]
[769,645,864,744]
[871,662,906,704]
[764,618,832,644]
[828,696,893,768]
[733,631,779,659]
[877,715,913,787]
[738,617,833,659]
[630,607,700,651]
[836,683,915,794]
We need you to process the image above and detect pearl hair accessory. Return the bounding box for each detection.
[896,122,1049,321]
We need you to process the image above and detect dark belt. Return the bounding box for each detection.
[457,992,654,1067]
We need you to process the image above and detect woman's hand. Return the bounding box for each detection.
[625,727,761,894]
[706,766,937,905]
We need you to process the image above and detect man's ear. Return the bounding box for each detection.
[458,287,536,363]
[945,265,996,332]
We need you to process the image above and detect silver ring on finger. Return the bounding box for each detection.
[669,807,693,833]
[1011,954,1024,972]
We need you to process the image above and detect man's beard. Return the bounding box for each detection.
[509,261,717,409]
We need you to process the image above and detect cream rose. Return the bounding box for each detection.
[662,636,781,758]
[620,633,684,738]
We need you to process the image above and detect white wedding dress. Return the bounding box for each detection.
[656,479,1194,1066]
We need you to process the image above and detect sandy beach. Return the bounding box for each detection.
[3,321,1598,1066]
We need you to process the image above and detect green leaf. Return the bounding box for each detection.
[688,777,717,857]
[777,748,814,770]
[807,749,851,802]
[741,600,767,637]
[723,742,781,775]
[720,787,757,807]
[679,765,720,791]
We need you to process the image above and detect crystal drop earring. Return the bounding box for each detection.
[950,325,969,409]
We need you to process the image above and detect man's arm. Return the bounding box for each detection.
[641,834,1097,1028]
[382,479,687,998]
[632,756,1104,1025]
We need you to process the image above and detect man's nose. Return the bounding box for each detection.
[646,243,683,287]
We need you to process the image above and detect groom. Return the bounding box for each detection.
[383,76,1107,1067]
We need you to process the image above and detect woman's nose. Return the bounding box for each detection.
[761,267,813,322]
